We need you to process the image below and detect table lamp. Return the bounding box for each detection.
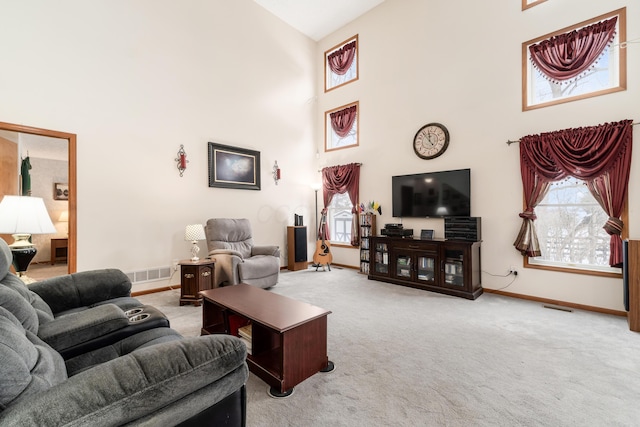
[185,224,206,261]
[0,195,56,282]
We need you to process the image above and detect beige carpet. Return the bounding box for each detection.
[138,267,640,427]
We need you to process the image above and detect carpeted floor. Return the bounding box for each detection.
[137,267,640,427]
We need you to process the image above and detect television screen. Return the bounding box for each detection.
[392,169,471,218]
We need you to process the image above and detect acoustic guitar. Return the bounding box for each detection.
[313,213,333,269]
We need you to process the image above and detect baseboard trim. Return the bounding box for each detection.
[484,288,627,317]
[132,286,175,297]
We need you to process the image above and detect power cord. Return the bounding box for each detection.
[482,269,518,291]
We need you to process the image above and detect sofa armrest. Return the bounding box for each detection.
[29,269,132,314]
[0,335,249,426]
[252,245,280,257]
[38,303,129,352]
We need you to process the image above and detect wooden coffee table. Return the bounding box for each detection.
[200,283,334,397]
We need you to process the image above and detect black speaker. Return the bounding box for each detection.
[294,227,307,262]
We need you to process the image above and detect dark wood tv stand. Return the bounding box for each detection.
[368,236,482,299]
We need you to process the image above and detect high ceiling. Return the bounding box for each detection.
[253,0,385,41]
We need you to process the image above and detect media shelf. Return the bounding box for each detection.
[368,236,482,300]
[359,213,376,274]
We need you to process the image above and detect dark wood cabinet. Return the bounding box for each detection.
[179,259,215,306]
[369,237,482,300]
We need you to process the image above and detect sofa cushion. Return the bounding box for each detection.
[0,307,67,412]
[0,285,39,334]
[0,273,54,324]
[29,269,136,315]
[0,239,12,279]
[65,327,184,376]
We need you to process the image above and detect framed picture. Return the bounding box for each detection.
[54,182,69,200]
[522,8,626,111]
[325,101,359,152]
[420,229,434,240]
[208,143,261,190]
[325,35,359,92]
[522,0,547,10]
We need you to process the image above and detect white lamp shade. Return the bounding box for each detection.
[0,196,56,234]
[184,224,206,241]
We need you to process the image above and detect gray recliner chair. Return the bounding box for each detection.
[205,218,280,288]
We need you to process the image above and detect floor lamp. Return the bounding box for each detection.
[0,195,56,283]
[311,183,321,267]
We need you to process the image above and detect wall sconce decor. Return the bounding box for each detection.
[175,145,188,177]
[272,161,281,185]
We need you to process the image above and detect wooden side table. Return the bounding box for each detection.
[50,238,68,265]
[179,259,215,306]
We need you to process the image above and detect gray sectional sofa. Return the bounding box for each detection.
[0,239,248,426]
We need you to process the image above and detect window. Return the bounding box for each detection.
[324,35,358,92]
[327,192,353,244]
[325,101,359,152]
[522,0,547,10]
[527,177,620,274]
[522,8,626,110]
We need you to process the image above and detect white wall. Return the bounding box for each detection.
[316,0,640,311]
[1,0,638,310]
[0,0,317,290]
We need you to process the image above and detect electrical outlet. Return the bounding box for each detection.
[509,266,518,276]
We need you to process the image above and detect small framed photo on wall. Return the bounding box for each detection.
[54,183,69,200]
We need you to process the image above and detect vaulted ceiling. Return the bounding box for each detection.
[253,0,384,41]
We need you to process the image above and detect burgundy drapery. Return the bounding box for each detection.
[321,163,361,246]
[529,16,617,83]
[330,105,357,138]
[327,40,357,75]
[514,119,633,267]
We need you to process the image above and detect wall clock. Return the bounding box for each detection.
[413,123,450,159]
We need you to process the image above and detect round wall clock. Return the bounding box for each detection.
[413,123,450,159]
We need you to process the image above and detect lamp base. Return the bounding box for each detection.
[190,241,201,261]
[11,246,37,283]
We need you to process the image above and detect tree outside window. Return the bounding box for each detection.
[528,177,618,273]
[327,193,353,244]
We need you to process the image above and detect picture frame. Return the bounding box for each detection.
[208,143,261,190]
[53,182,69,200]
[324,35,359,92]
[522,8,626,111]
[522,0,547,11]
[420,229,434,240]
[325,101,359,152]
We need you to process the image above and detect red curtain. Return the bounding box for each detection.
[321,163,361,246]
[529,16,617,83]
[330,105,357,138]
[514,119,633,266]
[327,40,357,75]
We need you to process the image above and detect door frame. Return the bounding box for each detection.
[0,121,77,273]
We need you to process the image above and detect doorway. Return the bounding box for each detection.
[0,121,76,274]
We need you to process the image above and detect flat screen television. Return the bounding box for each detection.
[392,168,471,218]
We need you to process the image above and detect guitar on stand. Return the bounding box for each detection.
[313,212,332,271]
